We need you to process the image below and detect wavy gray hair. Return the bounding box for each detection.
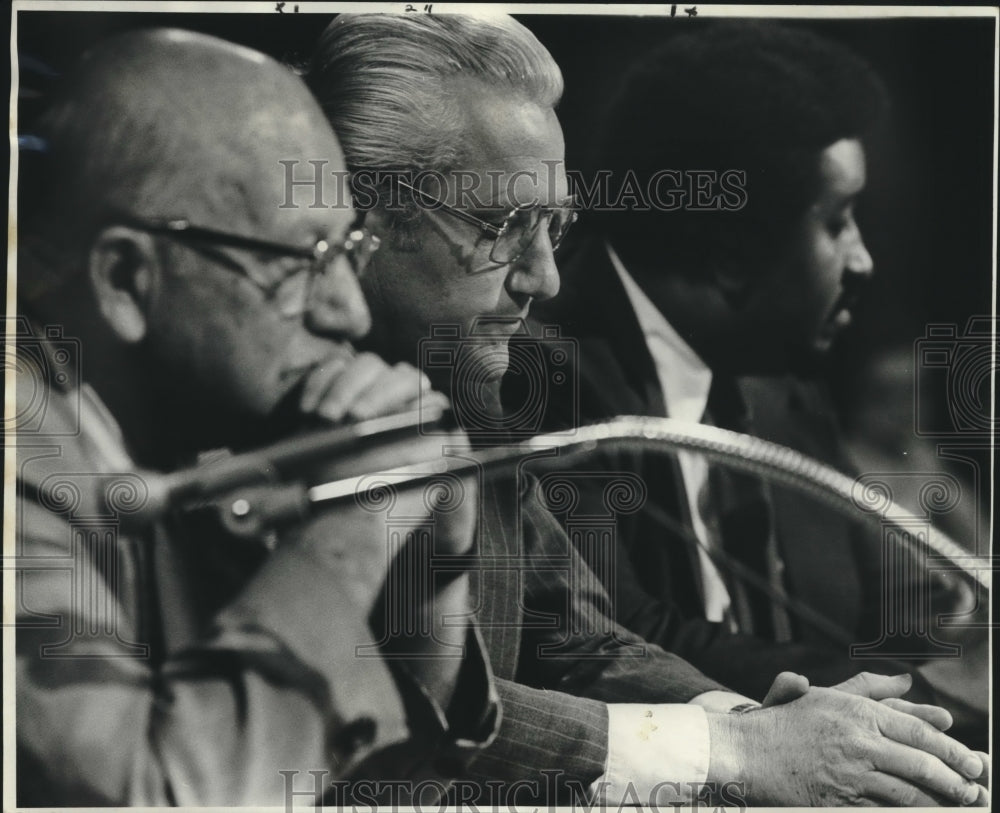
[304,13,563,176]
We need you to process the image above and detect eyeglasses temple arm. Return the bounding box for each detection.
[128,218,319,260]
[395,179,503,237]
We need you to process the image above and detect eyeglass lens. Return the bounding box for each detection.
[279,229,379,318]
[490,207,576,264]
[338,229,379,277]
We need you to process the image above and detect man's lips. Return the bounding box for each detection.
[824,282,867,333]
[832,308,853,329]
[469,312,532,337]
[827,272,871,327]
[819,305,854,341]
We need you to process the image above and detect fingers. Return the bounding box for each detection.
[343,363,430,421]
[877,703,984,781]
[833,671,912,700]
[321,354,405,422]
[762,671,810,707]
[858,772,956,807]
[302,354,430,423]
[879,697,953,731]
[417,388,453,420]
[872,742,981,805]
[973,751,989,788]
[870,726,983,805]
[299,355,351,413]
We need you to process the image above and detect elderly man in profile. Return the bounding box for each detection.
[303,12,988,807]
[14,28,498,806]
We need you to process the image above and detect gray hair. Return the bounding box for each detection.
[304,13,563,174]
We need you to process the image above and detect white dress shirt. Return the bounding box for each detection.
[606,242,733,623]
[591,245,755,806]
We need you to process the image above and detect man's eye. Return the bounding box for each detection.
[267,262,309,288]
[268,254,309,274]
[826,208,854,237]
[827,217,849,236]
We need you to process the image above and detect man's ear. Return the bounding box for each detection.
[362,207,391,246]
[364,206,421,253]
[88,226,162,344]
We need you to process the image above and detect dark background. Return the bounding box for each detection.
[13,7,997,432]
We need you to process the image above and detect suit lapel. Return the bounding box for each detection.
[545,239,703,594]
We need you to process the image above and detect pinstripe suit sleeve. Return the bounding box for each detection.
[465,678,608,799]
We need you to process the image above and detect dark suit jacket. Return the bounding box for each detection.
[464,454,727,801]
[503,236,907,699]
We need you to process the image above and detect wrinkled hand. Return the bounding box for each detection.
[834,671,963,732]
[299,351,450,423]
[762,670,958,731]
[760,670,810,707]
[707,675,987,805]
[292,352,476,705]
[293,349,471,549]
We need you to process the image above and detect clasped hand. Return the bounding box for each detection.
[708,671,988,806]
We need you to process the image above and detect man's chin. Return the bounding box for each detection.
[435,340,510,432]
[786,338,835,378]
[462,340,511,384]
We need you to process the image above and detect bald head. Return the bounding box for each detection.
[19,28,373,463]
[23,28,344,290]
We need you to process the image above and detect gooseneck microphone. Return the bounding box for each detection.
[121,409,989,591]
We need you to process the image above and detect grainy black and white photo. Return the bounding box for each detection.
[4,2,995,809]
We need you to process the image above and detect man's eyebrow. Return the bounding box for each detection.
[821,190,860,210]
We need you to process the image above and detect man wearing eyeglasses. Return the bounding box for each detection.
[304,12,988,808]
[13,28,499,805]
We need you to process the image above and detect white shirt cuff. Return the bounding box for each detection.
[591,693,759,806]
[591,703,710,806]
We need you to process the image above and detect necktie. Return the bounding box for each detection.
[701,376,793,641]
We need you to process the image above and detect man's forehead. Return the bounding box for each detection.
[449,79,562,155]
[438,162,570,211]
[208,122,349,238]
[816,138,867,199]
[441,83,567,208]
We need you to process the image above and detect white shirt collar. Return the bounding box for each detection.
[606,242,712,423]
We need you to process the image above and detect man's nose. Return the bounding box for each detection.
[304,254,372,340]
[846,225,875,279]
[506,227,561,304]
